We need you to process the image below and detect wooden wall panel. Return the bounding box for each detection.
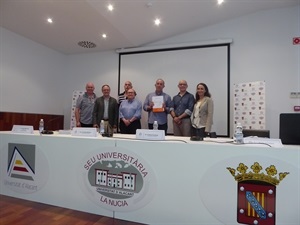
[0,112,64,131]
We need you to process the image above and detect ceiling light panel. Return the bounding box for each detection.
[107,4,114,11]
[154,18,161,26]
[218,0,224,5]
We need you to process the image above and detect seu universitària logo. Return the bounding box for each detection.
[78,146,156,212]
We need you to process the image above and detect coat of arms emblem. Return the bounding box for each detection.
[227,162,289,225]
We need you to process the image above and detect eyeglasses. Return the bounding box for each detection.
[179,83,187,86]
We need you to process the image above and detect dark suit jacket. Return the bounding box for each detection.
[92,96,118,127]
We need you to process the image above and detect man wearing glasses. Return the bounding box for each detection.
[170,80,195,136]
[143,79,171,134]
[75,82,96,127]
[119,89,142,134]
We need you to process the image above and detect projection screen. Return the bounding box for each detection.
[118,43,230,137]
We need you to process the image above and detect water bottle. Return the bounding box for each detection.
[100,120,105,134]
[153,121,158,130]
[39,119,44,134]
[234,122,244,144]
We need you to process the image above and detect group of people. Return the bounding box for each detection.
[75,79,214,138]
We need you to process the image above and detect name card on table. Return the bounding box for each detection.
[243,137,283,148]
[71,127,98,137]
[11,125,34,134]
[136,129,165,141]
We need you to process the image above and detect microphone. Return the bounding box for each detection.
[190,136,203,141]
[41,116,63,135]
[102,124,114,137]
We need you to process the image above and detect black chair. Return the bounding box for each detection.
[243,129,270,138]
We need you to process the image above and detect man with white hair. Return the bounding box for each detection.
[75,82,96,127]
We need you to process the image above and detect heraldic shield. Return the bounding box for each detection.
[227,162,289,225]
[237,181,275,225]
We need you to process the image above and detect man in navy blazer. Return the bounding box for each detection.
[93,84,118,130]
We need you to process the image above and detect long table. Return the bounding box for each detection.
[0,131,299,225]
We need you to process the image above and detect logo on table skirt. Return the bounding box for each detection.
[79,147,156,211]
[227,162,289,225]
[1,143,49,193]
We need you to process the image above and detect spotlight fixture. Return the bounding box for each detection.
[47,18,53,23]
[107,4,114,11]
[154,18,161,26]
[78,41,96,49]
[102,33,107,39]
[218,0,224,5]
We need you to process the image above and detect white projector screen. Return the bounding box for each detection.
[118,44,230,137]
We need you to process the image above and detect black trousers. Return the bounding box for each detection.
[119,120,141,134]
[80,122,93,127]
[191,127,206,137]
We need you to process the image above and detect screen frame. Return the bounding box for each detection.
[118,43,231,137]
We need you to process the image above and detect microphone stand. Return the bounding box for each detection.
[102,124,113,137]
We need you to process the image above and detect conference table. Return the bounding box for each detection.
[0,131,299,225]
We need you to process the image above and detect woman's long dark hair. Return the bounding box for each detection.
[195,82,211,102]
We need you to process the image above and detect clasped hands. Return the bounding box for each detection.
[173,116,182,125]
[123,118,132,126]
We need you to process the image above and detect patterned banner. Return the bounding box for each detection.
[70,90,84,129]
[233,81,266,129]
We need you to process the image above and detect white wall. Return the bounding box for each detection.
[0,27,67,114]
[62,51,119,128]
[148,6,300,137]
[1,6,299,137]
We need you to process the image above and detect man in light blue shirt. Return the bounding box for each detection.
[143,79,171,134]
[119,89,142,134]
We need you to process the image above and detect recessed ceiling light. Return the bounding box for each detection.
[218,0,224,5]
[102,33,107,39]
[47,18,53,23]
[107,4,114,11]
[154,18,161,26]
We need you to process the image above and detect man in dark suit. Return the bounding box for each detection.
[93,84,118,131]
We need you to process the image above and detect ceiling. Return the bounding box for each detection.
[0,0,299,55]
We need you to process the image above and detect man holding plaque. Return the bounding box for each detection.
[143,79,171,134]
